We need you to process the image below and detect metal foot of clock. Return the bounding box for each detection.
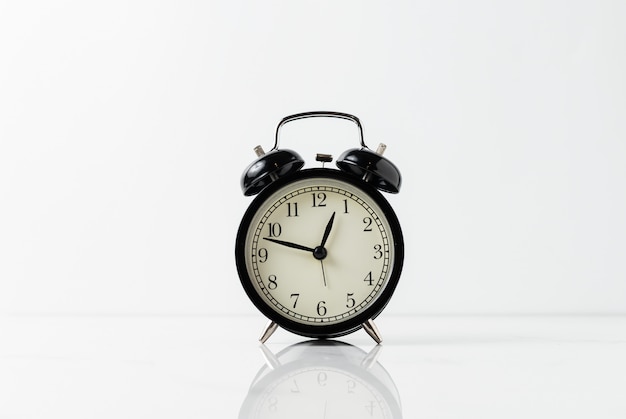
[259,318,384,344]
[362,318,383,344]
[259,320,278,344]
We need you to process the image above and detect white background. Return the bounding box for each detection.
[1,0,625,316]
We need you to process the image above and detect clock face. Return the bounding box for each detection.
[236,169,403,338]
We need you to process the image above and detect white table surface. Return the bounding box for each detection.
[1,314,625,418]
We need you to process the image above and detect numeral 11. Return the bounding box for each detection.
[287,202,299,217]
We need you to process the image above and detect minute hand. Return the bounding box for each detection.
[263,237,315,252]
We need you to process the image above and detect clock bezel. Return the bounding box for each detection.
[235,168,404,339]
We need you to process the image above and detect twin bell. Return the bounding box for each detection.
[240,111,402,196]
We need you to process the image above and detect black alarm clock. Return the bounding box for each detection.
[235,112,404,343]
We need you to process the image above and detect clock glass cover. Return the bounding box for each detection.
[236,169,403,338]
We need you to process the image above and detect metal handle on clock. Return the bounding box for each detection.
[273,111,367,151]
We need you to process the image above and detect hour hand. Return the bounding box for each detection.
[320,211,336,248]
[263,237,315,252]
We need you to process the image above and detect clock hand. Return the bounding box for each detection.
[263,237,329,286]
[262,237,315,252]
[320,260,327,287]
[312,212,335,267]
[319,211,336,248]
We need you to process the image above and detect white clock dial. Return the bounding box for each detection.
[243,175,395,326]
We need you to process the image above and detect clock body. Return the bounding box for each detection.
[235,168,404,339]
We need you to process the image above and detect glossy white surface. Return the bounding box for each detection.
[1,315,625,418]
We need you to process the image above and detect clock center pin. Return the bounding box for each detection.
[313,246,328,260]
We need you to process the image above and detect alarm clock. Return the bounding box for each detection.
[235,112,404,343]
[239,341,403,418]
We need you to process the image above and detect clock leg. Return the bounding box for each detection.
[259,320,278,343]
[362,319,383,344]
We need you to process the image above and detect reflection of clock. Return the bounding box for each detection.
[239,341,402,419]
[236,112,404,343]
